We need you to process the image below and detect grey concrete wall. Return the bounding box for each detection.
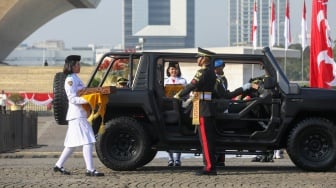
[0,0,100,62]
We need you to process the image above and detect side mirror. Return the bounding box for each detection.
[263,76,275,89]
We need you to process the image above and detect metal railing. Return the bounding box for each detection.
[0,111,38,153]
[3,101,53,116]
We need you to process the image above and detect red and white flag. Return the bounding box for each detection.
[310,0,336,88]
[301,0,308,51]
[284,0,291,50]
[252,0,258,49]
[270,0,276,47]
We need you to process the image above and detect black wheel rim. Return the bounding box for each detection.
[107,131,139,161]
[300,131,331,162]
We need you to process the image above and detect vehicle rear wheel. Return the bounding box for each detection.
[287,118,336,171]
[95,116,155,171]
[53,72,68,125]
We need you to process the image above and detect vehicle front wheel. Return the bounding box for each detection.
[287,118,336,171]
[95,116,155,171]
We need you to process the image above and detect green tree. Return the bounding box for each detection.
[302,46,310,81]
[286,43,303,81]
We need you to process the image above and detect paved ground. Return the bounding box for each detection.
[0,116,335,188]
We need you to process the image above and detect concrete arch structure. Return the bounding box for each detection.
[0,0,101,62]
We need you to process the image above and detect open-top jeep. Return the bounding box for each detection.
[53,47,336,172]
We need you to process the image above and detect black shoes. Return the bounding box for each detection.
[174,160,181,167]
[53,166,104,176]
[168,160,174,167]
[195,170,217,176]
[251,156,262,162]
[251,155,274,162]
[168,160,182,167]
[86,170,105,177]
[53,166,70,175]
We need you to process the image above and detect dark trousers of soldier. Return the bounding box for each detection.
[198,117,216,172]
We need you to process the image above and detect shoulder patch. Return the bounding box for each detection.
[67,81,73,86]
[193,69,203,81]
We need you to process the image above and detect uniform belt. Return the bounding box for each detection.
[196,92,212,101]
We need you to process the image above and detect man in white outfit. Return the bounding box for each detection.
[53,55,104,176]
[0,90,7,113]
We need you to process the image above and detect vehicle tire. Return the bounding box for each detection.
[138,148,157,167]
[53,72,68,125]
[287,118,336,171]
[95,116,154,171]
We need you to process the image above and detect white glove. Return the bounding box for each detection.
[182,98,192,108]
[181,94,195,108]
[173,93,180,99]
[242,83,251,91]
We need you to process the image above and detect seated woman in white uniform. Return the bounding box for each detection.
[164,61,187,167]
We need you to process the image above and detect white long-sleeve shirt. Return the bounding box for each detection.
[64,73,88,121]
[63,73,96,147]
[164,77,187,86]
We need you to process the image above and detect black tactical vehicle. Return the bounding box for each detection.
[53,47,336,172]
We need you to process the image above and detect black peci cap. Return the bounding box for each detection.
[65,55,81,63]
[167,61,179,69]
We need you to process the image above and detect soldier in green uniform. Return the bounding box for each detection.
[175,48,218,175]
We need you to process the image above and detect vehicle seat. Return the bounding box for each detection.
[155,81,180,124]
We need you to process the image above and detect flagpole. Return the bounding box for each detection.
[277,0,280,46]
[301,49,304,81]
[284,50,287,75]
[284,0,291,75]
[252,48,255,78]
[301,0,307,81]
[270,0,276,48]
[252,0,257,78]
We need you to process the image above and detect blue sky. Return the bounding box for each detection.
[23,0,336,48]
